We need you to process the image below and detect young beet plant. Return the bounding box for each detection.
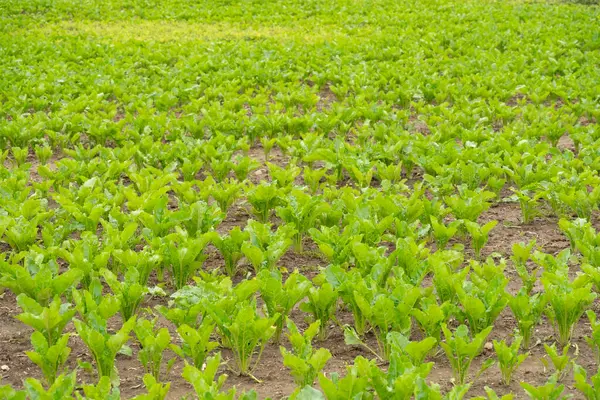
[542,343,574,382]
[299,282,338,342]
[464,220,498,260]
[331,268,377,337]
[493,336,528,385]
[15,294,75,348]
[281,319,332,389]
[585,310,600,363]
[455,269,508,335]
[440,324,493,385]
[315,357,373,400]
[411,297,452,343]
[208,300,278,380]
[101,267,148,321]
[508,290,547,349]
[241,220,295,272]
[386,332,438,366]
[246,182,284,222]
[75,315,136,385]
[276,189,327,252]
[26,332,72,386]
[170,321,218,370]
[182,352,258,400]
[182,352,234,399]
[367,334,441,399]
[162,229,213,289]
[258,269,311,343]
[520,378,567,400]
[23,371,78,400]
[573,363,600,400]
[134,318,176,382]
[212,227,249,277]
[344,286,421,361]
[0,261,83,307]
[542,272,596,346]
[72,287,136,384]
[444,188,495,225]
[511,240,538,294]
[429,217,459,250]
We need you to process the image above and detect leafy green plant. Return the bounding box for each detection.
[11,146,29,166]
[163,230,212,289]
[23,371,77,400]
[558,218,588,253]
[276,189,326,252]
[26,331,71,386]
[411,297,452,342]
[366,334,437,399]
[59,233,110,289]
[444,188,495,223]
[542,273,596,346]
[241,220,295,272]
[76,376,120,400]
[390,237,429,285]
[134,318,176,382]
[430,217,459,250]
[211,179,243,212]
[317,356,372,400]
[308,225,360,265]
[182,352,233,399]
[137,196,184,239]
[508,291,547,349]
[179,200,225,236]
[34,144,53,165]
[74,314,136,383]
[212,227,249,277]
[299,282,338,341]
[430,252,469,304]
[386,332,437,366]
[440,324,493,385]
[585,310,600,363]
[72,277,121,325]
[15,295,75,347]
[101,267,148,321]
[542,343,574,382]
[455,265,508,334]
[170,321,218,370]
[258,269,311,343]
[573,363,600,400]
[493,336,528,385]
[344,285,421,361]
[520,378,568,400]
[268,162,301,188]
[246,183,284,222]
[208,301,278,378]
[512,189,543,224]
[232,155,260,181]
[464,220,498,260]
[511,240,538,294]
[472,387,515,400]
[111,248,160,286]
[1,262,83,307]
[130,374,170,400]
[281,319,332,388]
[0,384,25,400]
[328,267,376,337]
[304,167,327,194]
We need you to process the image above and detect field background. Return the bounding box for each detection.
[1,0,600,399]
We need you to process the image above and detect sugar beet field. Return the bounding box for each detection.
[1,0,600,398]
